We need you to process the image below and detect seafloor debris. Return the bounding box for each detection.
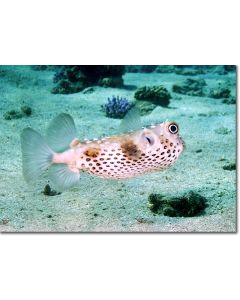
[101,95,133,118]
[222,162,236,171]
[148,191,207,217]
[214,127,232,135]
[42,184,61,196]
[0,219,9,225]
[172,78,207,97]
[134,85,171,107]
[21,105,32,116]
[4,110,23,120]
[4,106,32,120]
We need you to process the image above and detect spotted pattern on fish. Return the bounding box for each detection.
[69,122,184,179]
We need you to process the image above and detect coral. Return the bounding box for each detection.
[148,191,207,217]
[134,85,171,107]
[208,86,231,99]
[102,95,133,118]
[172,78,207,96]
[52,65,125,94]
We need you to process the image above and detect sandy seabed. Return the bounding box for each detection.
[0,66,236,232]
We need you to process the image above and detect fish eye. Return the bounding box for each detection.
[145,135,155,146]
[168,123,178,134]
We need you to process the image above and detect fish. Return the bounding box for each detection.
[20,108,184,190]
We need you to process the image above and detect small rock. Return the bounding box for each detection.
[196,149,202,153]
[21,105,32,116]
[0,219,9,225]
[222,96,236,104]
[222,163,236,171]
[42,184,61,196]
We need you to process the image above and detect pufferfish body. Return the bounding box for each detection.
[21,109,184,190]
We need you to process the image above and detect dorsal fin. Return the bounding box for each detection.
[46,113,77,152]
[119,107,142,133]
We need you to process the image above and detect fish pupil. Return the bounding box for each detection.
[169,123,178,134]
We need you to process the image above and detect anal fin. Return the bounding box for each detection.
[48,164,80,191]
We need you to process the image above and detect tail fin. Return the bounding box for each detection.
[21,128,54,183]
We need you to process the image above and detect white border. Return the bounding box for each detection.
[0,1,239,299]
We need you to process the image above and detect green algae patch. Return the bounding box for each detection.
[148,191,207,217]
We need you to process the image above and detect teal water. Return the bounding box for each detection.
[0,65,236,232]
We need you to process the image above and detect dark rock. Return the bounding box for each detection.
[172,78,207,97]
[224,65,236,72]
[4,110,23,120]
[21,106,32,116]
[134,85,171,107]
[148,191,207,217]
[42,184,61,196]
[222,96,236,104]
[222,163,236,171]
[196,149,202,153]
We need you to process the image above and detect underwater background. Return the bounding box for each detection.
[0,65,236,232]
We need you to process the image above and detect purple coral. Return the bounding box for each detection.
[102,96,133,118]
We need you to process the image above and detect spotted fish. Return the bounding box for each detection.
[21,109,184,190]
